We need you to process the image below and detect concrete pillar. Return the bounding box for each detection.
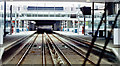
[68,21,72,29]
[26,22,29,31]
[22,20,26,31]
[66,21,69,31]
[22,21,24,31]
[73,20,75,33]
[53,22,60,31]
[10,5,12,35]
[4,1,6,37]
[14,13,17,33]
[62,21,64,29]
[77,20,80,34]
[0,1,4,44]
[65,21,66,31]
[24,21,26,31]
[63,21,65,31]
[60,21,62,31]
[18,20,21,32]
[0,28,3,45]
[14,20,17,33]
[18,20,20,28]
[63,21,66,28]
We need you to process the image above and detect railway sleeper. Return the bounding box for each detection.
[45,35,64,65]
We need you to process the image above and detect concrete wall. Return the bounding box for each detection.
[29,23,35,31]
[53,21,61,31]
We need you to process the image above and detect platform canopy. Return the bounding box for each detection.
[3,0,120,2]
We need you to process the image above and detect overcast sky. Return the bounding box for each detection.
[0,1,104,7]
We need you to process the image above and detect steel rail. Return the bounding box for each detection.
[42,34,46,66]
[54,33,117,61]
[44,33,56,65]
[46,41,56,65]
[47,34,71,66]
[55,33,112,52]
[45,33,65,65]
[16,34,38,66]
[52,34,96,65]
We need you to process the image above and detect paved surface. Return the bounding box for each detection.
[2,31,35,48]
[54,31,120,61]
[0,31,35,61]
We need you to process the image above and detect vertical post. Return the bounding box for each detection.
[14,13,17,33]
[60,21,61,31]
[66,21,68,31]
[27,21,29,31]
[84,15,86,35]
[65,21,67,28]
[77,20,80,34]
[104,2,107,38]
[22,21,24,31]
[10,5,12,35]
[92,2,94,37]
[18,20,20,32]
[73,20,75,33]
[24,21,26,31]
[4,1,6,37]
[61,21,62,31]
[0,28,3,45]
[64,21,65,31]
[0,2,4,45]
[78,10,80,34]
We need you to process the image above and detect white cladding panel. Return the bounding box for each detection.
[114,28,120,45]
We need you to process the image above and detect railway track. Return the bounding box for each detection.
[6,33,53,66]
[5,32,116,66]
[45,33,71,65]
[46,33,116,65]
[54,33,118,62]
[16,34,39,65]
[46,33,96,65]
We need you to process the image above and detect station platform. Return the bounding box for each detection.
[54,31,120,61]
[0,31,36,62]
[2,31,35,49]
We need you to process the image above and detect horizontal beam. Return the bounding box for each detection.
[3,0,120,2]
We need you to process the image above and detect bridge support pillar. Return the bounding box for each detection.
[77,20,80,34]
[66,21,68,31]
[17,20,21,33]
[14,12,17,34]
[67,21,72,32]
[14,20,17,33]
[0,16,4,45]
[72,20,75,33]
[24,21,26,31]
[0,27,3,45]
[22,21,24,31]
[63,21,65,31]
[26,21,29,31]
[60,21,63,31]
[66,20,69,32]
